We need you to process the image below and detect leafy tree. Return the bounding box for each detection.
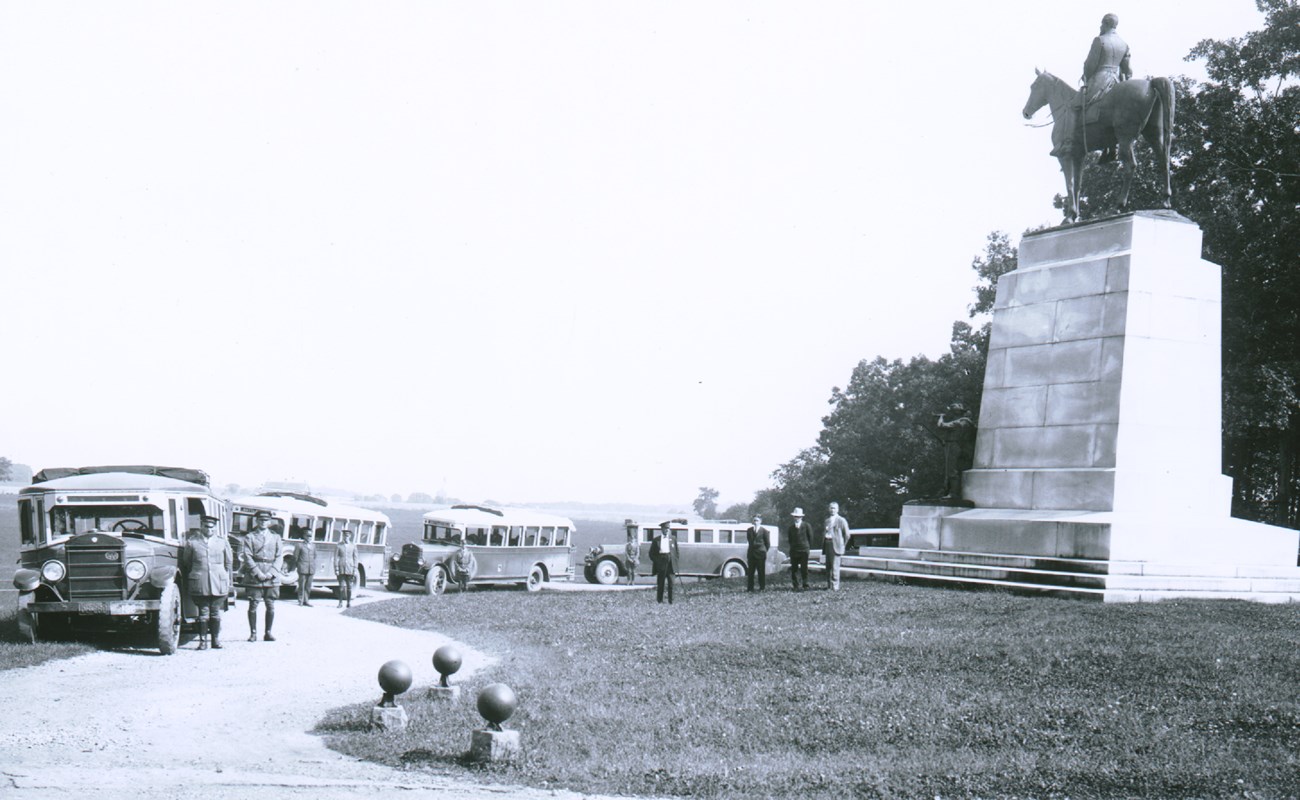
[0,457,11,482]
[766,235,1015,528]
[719,502,749,521]
[390,493,403,503]
[692,487,719,520]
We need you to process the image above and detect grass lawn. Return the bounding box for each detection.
[320,579,1300,799]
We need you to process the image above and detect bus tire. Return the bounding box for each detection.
[721,560,747,579]
[424,565,448,596]
[157,583,181,655]
[386,575,404,592]
[592,558,620,586]
[526,565,546,592]
[357,565,366,588]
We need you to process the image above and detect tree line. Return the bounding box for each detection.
[700,0,1300,531]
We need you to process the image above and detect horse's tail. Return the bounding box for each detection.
[1152,76,1175,155]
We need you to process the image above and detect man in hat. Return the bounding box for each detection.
[293,525,317,606]
[785,507,813,591]
[623,519,640,586]
[745,514,769,592]
[179,514,232,650]
[649,521,680,604]
[333,528,359,608]
[822,501,850,591]
[240,511,283,641]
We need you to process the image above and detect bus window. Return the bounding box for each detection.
[671,528,688,544]
[522,526,538,546]
[490,526,507,546]
[374,522,388,545]
[185,497,206,536]
[555,527,570,547]
[468,527,487,546]
[539,526,554,545]
[169,499,180,538]
[358,521,374,545]
[36,498,47,541]
[508,526,522,546]
[19,500,35,545]
[696,529,715,544]
[289,518,314,541]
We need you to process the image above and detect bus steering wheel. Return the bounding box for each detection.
[113,520,147,532]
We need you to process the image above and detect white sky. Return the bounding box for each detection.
[0,2,1264,506]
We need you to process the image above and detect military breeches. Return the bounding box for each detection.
[193,594,224,621]
[245,586,277,610]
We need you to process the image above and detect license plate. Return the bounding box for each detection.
[78,602,110,615]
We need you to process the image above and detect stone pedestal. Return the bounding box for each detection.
[427,685,461,702]
[370,705,409,731]
[899,501,972,549]
[940,212,1297,567]
[469,728,521,762]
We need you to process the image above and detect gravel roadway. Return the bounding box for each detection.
[0,587,636,800]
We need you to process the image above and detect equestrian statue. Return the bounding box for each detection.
[1022,13,1175,223]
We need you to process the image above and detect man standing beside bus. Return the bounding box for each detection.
[623,520,640,586]
[334,529,359,608]
[786,507,812,591]
[241,510,283,641]
[294,527,317,607]
[823,501,850,592]
[650,521,679,604]
[745,514,768,592]
[180,514,232,650]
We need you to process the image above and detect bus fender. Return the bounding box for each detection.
[13,568,40,593]
[149,565,178,589]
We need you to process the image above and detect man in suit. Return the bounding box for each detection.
[822,501,850,591]
[745,514,768,592]
[180,514,232,650]
[785,507,812,591]
[650,520,680,604]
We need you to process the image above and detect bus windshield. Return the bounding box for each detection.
[423,523,462,544]
[50,504,166,538]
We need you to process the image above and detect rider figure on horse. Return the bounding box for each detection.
[1057,13,1132,160]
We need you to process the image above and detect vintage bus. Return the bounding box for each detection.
[584,519,783,584]
[12,465,228,654]
[386,505,575,594]
[227,492,391,595]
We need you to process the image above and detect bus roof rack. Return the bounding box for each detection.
[257,491,328,506]
[451,504,504,516]
[32,465,210,487]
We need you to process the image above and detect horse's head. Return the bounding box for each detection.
[1023,68,1053,120]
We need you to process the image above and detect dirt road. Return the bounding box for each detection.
[0,589,627,799]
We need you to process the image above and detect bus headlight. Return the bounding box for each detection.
[41,560,66,583]
[125,560,148,581]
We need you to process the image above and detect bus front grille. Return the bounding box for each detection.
[66,544,127,600]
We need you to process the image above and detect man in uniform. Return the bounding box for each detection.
[179,514,232,650]
[785,507,813,591]
[240,510,283,641]
[294,525,317,606]
[452,535,477,593]
[745,514,768,592]
[822,501,850,592]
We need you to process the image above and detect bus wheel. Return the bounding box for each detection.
[721,560,747,579]
[526,565,546,592]
[357,566,367,588]
[593,559,620,586]
[424,566,448,596]
[157,583,181,655]
[385,574,404,592]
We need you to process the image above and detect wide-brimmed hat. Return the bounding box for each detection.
[791,507,805,517]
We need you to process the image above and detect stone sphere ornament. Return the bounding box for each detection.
[377,659,414,707]
[432,645,463,687]
[476,682,518,731]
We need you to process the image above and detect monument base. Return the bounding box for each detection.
[428,685,462,702]
[371,705,409,731]
[469,728,521,762]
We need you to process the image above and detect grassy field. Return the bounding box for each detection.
[322,581,1300,799]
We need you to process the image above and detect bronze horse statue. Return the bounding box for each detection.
[1023,69,1175,223]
